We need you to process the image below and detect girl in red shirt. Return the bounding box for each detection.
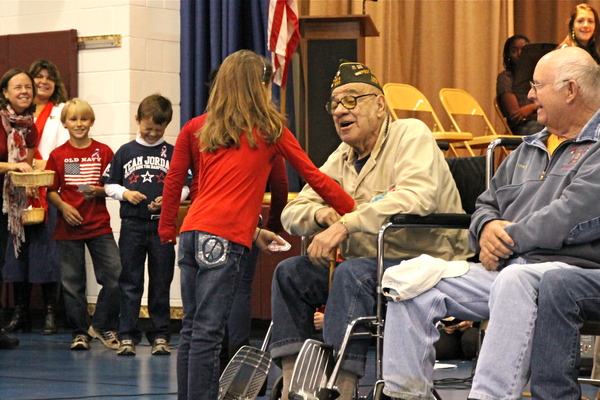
[171,50,355,400]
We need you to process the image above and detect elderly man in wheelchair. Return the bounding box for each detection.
[268,61,471,400]
[382,47,600,400]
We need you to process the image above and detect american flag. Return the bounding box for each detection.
[65,161,102,186]
[267,0,300,88]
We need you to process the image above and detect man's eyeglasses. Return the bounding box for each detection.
[529,79,571,93]
[325,93,377,114]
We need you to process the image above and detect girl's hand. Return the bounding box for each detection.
[254,228,279,252]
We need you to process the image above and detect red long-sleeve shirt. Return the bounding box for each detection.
[158,114,353,248]
[158,115,287,242]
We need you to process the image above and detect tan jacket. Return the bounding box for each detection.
[282,117,471,261]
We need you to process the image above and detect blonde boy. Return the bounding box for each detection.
[46,98,121,351]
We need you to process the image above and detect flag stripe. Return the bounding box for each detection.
[267,0,300,88]
[64,162,102,186]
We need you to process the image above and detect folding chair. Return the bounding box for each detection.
[439,88,514,156]
[383,83,474,157]
[494,97,513,135]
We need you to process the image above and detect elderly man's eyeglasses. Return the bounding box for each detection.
[325,94,377,114]
[529,79,571,93]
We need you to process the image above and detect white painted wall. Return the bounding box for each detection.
[0,0,183,308]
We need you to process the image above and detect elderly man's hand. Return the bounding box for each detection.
[479,219,515,271]
[314,207,341,229]
[307,222,349,267]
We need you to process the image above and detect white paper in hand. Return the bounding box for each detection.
[268,237,291,252]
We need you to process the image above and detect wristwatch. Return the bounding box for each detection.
[339,215,348,231]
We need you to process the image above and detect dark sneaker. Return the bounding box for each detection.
[87,326,119,350]
[0,332,19,349]
[70,335,90,350]
[117,339,136,356]
[151,338,170,355]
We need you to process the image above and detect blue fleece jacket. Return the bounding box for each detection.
[469,109,600,269]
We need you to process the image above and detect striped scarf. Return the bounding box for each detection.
[1,105,34,256]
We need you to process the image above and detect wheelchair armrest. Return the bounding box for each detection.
[495,136,523,149]
[389,213,472,229]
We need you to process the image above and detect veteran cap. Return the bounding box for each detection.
[331,62,383,93]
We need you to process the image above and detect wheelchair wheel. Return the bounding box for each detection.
[270,375,284,400]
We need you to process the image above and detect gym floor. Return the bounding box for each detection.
[0,327,598,400]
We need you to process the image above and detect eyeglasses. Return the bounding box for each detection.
[325,94,377,114]
[529,79,571,93]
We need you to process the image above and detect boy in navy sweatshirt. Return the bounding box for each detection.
[103,94,187,356]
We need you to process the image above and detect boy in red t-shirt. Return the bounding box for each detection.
[46,98,121,351]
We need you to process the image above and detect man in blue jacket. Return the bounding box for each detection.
[383,46,600,400]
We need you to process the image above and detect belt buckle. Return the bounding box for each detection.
[150,214,160,220]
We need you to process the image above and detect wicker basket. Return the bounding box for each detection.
[9,171,55,187]
[22,207,45,225]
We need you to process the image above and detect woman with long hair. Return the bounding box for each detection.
[158,49,355,400]
[558,3,600,63]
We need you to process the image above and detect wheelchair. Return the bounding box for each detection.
[278,137,522,400]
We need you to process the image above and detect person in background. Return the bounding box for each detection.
[558,3,600,63]
[46,98,121,351]
[158,49,355,400]
[103,94,182,356]
[2,59,68,335]
[0,68,40,349]
[496,34,545,136]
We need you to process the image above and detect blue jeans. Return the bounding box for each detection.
[228,243,259,348]
[530,268,600,400]
[57,234,122,337]
[118,218,175,344]
[382,260,577,400]
[176,231,247,400]
[269,256,404,377]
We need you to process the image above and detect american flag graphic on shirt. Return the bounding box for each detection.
[64,160,102,185]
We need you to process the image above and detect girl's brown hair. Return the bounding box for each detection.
[198,50,286,152]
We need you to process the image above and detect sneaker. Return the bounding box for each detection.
[87,326,119,350]
[0,332,19,349]
[70,335,90,350]
[117,339,136,356]
[151,338,170,355]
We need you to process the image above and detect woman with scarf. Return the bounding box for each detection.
[1,60,66,335]
[0,68,39,348]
